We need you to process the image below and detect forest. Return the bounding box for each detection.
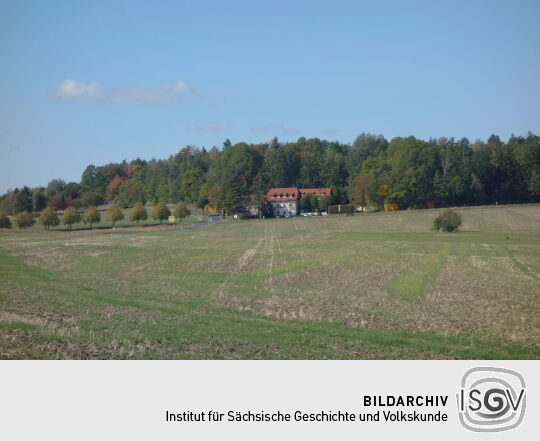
[1,132,540,217]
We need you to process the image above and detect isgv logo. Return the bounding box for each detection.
[457,367,526,432]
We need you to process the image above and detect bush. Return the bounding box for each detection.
[328,204,355,214]
[432,209,462,232]
[0,211,12,229]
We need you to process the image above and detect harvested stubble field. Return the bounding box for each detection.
[1,204,539,359]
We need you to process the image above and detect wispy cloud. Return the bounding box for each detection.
[54,79,193,103]
[249,124,300,137]
[185,123,229,132]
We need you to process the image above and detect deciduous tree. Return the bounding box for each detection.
[130,203,148,224]
[106,204,124,227]
[38,207,60,230]
[15,211,35,229]
[32,189,47,212]
[83,206,101,229]
[318,194,331,211]
[349,174,374,211]
[152,202,171,224]
[61,206,81,229]
[174,201,191,223]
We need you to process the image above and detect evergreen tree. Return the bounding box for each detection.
[222,178,243,214]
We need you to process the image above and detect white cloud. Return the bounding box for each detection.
[185,123,229,132]
[55,80,103,101]
[54,80,192,103]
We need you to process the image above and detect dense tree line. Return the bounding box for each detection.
[1,132,539,220]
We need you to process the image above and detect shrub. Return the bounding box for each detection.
[0,211,12,229]
[328,204,355,214]
[432,209,463,232]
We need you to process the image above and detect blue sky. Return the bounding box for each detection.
[1,0,539,192]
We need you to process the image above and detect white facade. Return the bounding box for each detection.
[271,201,298,217]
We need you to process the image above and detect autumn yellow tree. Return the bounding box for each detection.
[15,211,35,229]
[106,204,124,227]
[61,206,81,229]
[130,203,147,224]
[83,206,101,229]
[152,202,170,224]
[38,207,60,230]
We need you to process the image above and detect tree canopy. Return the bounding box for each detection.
[61,206,81,229]
[106,204,124,227]
[2,132,539,216]
[130,203,148,224]
[15,211,35,229]
[83,206,101,228]
[174,201,190,222]
[152,202,171,224]
[38,207,60,230]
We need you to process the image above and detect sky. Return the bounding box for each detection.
[1,0,539,193]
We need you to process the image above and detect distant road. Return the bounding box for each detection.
[173,209,223,231]
[114,209,222,235]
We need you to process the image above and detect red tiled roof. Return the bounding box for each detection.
[298,188,332,197]
[266,187,299,202]
[265,187,332,202]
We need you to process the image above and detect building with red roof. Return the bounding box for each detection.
[265,187,332,217]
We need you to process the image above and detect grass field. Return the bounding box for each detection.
[1,204,539,359]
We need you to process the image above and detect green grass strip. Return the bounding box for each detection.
[492,245,538,279]
[385,243,453,300]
